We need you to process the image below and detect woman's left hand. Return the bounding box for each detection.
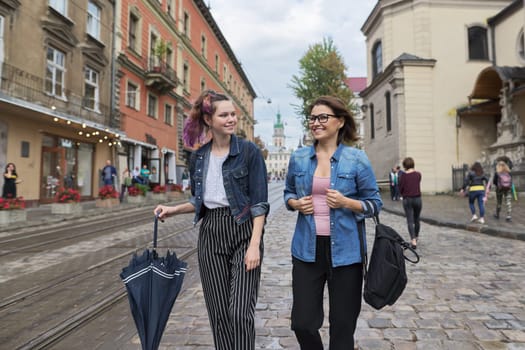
[244,245,261,271]
[325,189,347,209]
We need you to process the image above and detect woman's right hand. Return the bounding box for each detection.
[292,195,314,215]
[154,205,174,219]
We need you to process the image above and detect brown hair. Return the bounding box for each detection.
[402,157,415,170]
[183,90,230,147]
[470,162,484,176]
[308,96,358,145]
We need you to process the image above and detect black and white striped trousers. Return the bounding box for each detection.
[198,207,263,350]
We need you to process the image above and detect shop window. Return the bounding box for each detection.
[518,29,525,62]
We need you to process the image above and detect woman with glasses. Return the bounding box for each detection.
[284,96,382,350]
[154,90,269,350]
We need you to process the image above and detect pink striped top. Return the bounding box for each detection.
[312,176,330,236]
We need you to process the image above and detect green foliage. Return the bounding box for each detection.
[289,37,355,130]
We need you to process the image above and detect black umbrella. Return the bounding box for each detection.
[120,215,188,350]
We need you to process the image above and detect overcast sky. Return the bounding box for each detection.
[209,0,377,149]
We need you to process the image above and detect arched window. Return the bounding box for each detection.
[372,41,383,79]
[385,91,391,132]
[518,28,525,62]
[468,26,488,60]
[370,104,375,140]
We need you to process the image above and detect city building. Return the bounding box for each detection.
[360,0,521,193]
[266,111,291,180]
[0,0,118,205]
[345,76,367,149]
[0,0,256,204]
[114,0,256,186]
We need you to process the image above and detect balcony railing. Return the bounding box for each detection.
[0,62,113,127]
[145,57,178,94]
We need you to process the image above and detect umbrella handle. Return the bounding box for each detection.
[153,215,159,249]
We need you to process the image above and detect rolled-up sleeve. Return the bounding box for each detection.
[283,154,298,211]
[247,143,269,217]
[354,153,382,221]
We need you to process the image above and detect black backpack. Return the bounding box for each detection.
[358,216,420,310]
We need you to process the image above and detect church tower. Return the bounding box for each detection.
[272,110,285,148]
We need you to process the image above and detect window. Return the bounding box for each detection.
[200,78,205,92]
[45,46,65,97]
[126,81,138,109]
[49,0,67,16]
[215,54,219,73]
[167,0,175,19]
[128,12,139,51]
[148,94,158,118]
[183,12,189,36]
[201,34,207,58]
[183,62,189,91]
[370,104,375,139]
[223,65,227,82]
[84,66,99,111]
[385,92,391,132]
[518,29,525,62]
[468,26,488,60]
[164,104,173,125]
[87,1,101,40]
[372,41,382,79]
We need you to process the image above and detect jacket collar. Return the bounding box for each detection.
[309,142,345,161]
[195,134,241,157]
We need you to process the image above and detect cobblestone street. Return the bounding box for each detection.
[133,201,525,350]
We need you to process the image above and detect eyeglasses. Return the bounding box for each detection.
[307,113,337,124]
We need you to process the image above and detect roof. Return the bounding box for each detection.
[345,77,367,93]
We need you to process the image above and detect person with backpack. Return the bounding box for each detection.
[492,161,512,221]
[284,96,382,350]
[460,162,489,224]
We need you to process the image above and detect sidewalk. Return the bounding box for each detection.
[382,193,525,241]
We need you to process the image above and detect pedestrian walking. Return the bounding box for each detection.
[460,161,489,224]
[492,161,512,221]
[2,162,21,198]
[154,89,269,350]
[119,168,132,203]
[389,166,400,201]
[398,157,422,249]
[101,160,117,187]
[283,95,382,350]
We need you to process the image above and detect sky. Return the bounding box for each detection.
[210,0,378,149]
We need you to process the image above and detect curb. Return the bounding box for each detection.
[382,207,525,242]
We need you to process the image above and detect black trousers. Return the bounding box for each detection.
[291,236,363,350]
[402,196,422,240]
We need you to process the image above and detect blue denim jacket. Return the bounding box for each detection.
[189,134,269,225]
[283,144,382,267]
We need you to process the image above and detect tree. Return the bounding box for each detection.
[289,37,355,130]
[254,136,269,160]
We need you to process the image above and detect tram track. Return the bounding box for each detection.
[2,183,285,350]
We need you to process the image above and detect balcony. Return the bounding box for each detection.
[0,62,114,127]
[145,57,178,94]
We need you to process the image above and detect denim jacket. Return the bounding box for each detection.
[283,144,382,267]
[189,134,269,225]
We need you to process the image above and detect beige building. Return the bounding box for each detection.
[360,0,521,193]
[0,0,118,204]
[266,111,291,180]
[457,0,525,183]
